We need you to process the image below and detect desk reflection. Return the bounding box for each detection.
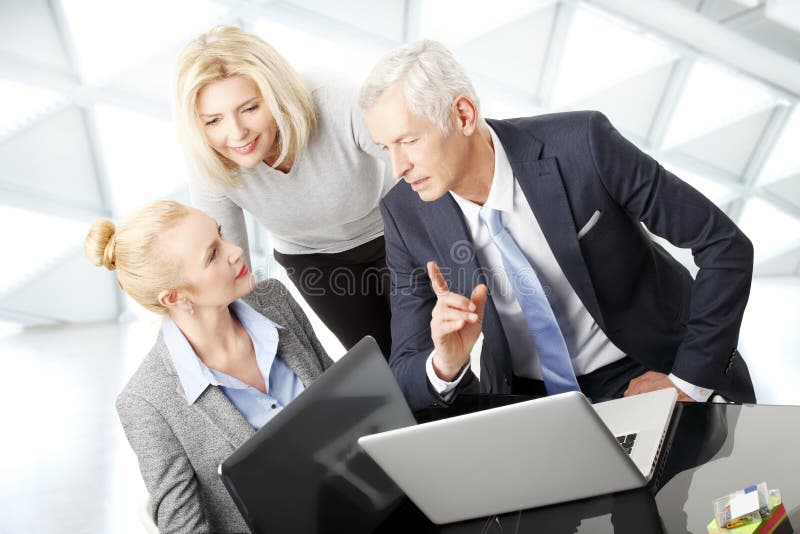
[383,396,800,534]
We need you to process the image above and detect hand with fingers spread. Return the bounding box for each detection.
[427,261,488,381]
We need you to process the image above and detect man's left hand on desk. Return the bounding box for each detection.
[624,371,696,402]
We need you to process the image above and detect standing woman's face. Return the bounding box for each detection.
[196,75,280,168]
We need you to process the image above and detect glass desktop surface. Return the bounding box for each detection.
[394,396,800,534]
[655,402,800,534]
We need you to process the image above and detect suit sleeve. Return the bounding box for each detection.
[188,176,252,270]
[585,111,753,388]
[381,199,477,411]
[116,392,211,534]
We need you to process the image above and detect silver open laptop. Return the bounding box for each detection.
[358,387,677,524]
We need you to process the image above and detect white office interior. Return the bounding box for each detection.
[1,0,799,532]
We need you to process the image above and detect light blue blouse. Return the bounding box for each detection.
[163,299,305,430]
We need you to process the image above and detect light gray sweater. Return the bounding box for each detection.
[189,75,395,262]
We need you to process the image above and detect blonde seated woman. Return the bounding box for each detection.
[86,200,332,533]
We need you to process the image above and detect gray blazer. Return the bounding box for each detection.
[117,279,334,533]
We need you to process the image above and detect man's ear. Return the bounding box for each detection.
[452,95,479,135]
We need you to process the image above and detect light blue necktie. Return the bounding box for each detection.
[480,208,580,395]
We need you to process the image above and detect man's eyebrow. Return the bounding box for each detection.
[373,133,413,147]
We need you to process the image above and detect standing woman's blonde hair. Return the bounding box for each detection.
[174,25,316,189]
[84,200,190,314]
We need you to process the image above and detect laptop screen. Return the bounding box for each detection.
[220,337,416,534]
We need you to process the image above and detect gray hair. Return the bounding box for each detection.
[359,40,481,133]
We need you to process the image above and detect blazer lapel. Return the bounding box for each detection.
[488,119,606,331]
[418,192,514,384]
[263,303,323,387]
[156,338,255,449]
[241,289,324,386]
[418,193,478,295]
[194,386,255,449]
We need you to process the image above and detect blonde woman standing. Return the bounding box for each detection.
[175,26,394,357]
[86,201,333,532]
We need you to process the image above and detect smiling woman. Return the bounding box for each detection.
[84,200,333,532]
[196,75,285,171]
[174,25,395,358]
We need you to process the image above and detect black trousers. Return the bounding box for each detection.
[511,356,650,402]
[273,237,392,359]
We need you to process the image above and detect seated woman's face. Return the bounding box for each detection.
[196,75,280,168]
[160,208,253,308]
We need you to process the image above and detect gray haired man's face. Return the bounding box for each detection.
[364,84,471,202]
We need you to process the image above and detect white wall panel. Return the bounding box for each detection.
[675,108,774,177]
[454,7,557,98]
[284,0,406,43]
[0,0,71,74]
[0,248,119,323]
[566,62,675,142]
[0,107,102,210]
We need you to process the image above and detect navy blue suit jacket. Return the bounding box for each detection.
[380,111,755,411]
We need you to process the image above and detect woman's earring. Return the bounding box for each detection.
[188,301,195,315]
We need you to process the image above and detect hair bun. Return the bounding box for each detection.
[85,219,118,271]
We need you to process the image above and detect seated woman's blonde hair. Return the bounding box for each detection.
[174,25,316,189]
[84,200,189,314]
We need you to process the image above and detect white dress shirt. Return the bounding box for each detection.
[426,125,712,402]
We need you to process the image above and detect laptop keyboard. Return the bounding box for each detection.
[615,433,638,455]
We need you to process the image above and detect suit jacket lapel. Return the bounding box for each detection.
[419,193,477,295]
[256,302,323,387]
[488,119,606,331]
[418,192,513,383]
[194,386,255,448]
[156,339,255,449]
[241,290,324,385]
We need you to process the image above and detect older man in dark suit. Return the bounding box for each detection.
[359,40,755,411]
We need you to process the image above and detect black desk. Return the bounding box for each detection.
[378,395,799,533]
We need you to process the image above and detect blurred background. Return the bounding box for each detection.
[0,0,798,532]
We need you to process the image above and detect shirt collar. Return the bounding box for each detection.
[450,124,516,224]
[230,299,283,336]
[163,299,283,405]
[230,300,284,391]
